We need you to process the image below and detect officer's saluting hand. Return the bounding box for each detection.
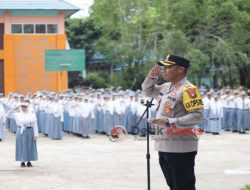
[148,65,161,79]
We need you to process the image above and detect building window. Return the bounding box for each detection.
[11,24,22,34]
[11,24,58,34]
[23,24,34,34]
[35,24,46,34]
[47,24,58,34]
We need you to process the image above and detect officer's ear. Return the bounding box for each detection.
[177,66,186,74]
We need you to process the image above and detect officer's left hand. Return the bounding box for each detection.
[148,118,168,125]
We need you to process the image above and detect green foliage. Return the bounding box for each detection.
[112,64,147,90]
[186,48,210,83]
[65,0,250,89]
[241,185,250,190]
[65,18,102,62]
[87,72,111,89]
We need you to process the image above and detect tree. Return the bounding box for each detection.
[65,0,250,89]
[65,18,102,63]
[87,72,110,89]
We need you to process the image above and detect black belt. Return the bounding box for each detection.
[209,118,219,120]
[18,126,32,128]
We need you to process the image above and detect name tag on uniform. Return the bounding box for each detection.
[168,96,176,101]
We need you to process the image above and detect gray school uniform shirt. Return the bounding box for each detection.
[142,77,204,153]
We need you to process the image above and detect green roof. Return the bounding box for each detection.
[0,0,80,17]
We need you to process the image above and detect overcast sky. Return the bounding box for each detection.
[64,0,94,18]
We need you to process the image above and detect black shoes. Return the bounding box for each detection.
[27,161,33,167]
[21,162,26,167]
[239,131,246,134]
[83,136,91,139]
[20,162,33,167]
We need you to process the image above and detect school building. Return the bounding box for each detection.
[0,0,79,95]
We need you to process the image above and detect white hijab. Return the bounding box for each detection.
[13,109,38,136]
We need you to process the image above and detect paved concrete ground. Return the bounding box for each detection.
[0,129,250,190]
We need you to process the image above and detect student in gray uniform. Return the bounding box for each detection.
[103,96,113,136]
[228,92,238,132]
[222,90,231,131]
[235,92,248,134]
[245,94,250,130]
[13,102,38,167]
[208,94,223,135]
[202,92,212,132]
[49,97,64,140]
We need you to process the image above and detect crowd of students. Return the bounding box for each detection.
[0,88,155,141]
[200,87,250,134]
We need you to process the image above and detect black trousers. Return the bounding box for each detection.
[158,151,197,190]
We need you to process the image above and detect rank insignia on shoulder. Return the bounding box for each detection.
[183,85,204,111]
[175,83,181,89]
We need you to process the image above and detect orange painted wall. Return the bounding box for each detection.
[0,50,3,59]
[3,34,68,95]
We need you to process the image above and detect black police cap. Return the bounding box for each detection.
[158,54,190,69]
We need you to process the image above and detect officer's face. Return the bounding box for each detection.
[162,65,185,81]
[162,65,178,81]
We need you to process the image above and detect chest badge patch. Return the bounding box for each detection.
[165,101,171,107]
[165,107,171,113]
[160,87,167,94]
[185,87,197,99]
[164,101,171,113]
